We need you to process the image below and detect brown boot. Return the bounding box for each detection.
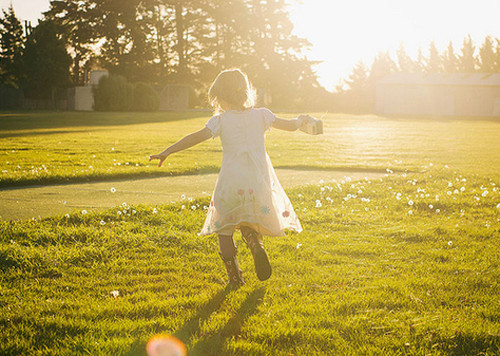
[241,227,272,281]
[219,252,244,287]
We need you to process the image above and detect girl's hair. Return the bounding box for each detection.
[208,69,256,113]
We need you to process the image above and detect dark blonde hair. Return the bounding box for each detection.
[208,69,256,113]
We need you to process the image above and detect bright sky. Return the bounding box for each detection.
[2,0,499,92]
[289,0,500,90]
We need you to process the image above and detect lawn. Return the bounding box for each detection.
[0,112,499,355]
[2,111,500,187]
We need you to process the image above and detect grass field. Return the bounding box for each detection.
[2,111,500,187]
[1,112,499,355]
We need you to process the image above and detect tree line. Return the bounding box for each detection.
[0,1,328,110]
[337,36,500,112]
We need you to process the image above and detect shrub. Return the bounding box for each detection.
[132,82,160,111]
[93,74,134,111]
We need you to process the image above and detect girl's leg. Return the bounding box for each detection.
[240,226,272,281]
[218,233,244,286]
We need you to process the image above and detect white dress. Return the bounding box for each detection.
[199,107,302,237]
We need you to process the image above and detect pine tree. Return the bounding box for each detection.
[396,43,416,72]
[442,41,458,73]
[426,41,441,73]
[495,38,500,72]
[0,5,25,88]
[345,60,369,92]
[458,35,476,72]
[478,35,495,73]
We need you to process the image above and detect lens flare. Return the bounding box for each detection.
[146,335,186,356]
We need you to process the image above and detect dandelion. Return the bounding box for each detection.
[110,187,116,193]
[436,209,441,213]
[448,241,453,246]
[191,205,196,210]
[408,200,414,206]
[454,189,459,194]
[460,187,465,192]
[152,208,158,214]
[122,202,127,207]
[100,220,106,225]
[448,182,453,187]
[82,210,87,215]
[429,204,434,209]
[315,200,322,208]
[296,243,302,249]
[110,290,120,298]
[181,194,186,200]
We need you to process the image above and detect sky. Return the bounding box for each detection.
[2,0,499,91]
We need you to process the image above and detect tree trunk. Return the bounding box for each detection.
[174,2,186,78]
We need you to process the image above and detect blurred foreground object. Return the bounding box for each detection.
[146,334,187,356]
[300,115,323,135]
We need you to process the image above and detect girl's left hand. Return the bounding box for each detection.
[149,153,169,167]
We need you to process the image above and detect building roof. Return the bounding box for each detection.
[379,72,500,87]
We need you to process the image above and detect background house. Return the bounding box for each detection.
[376,73,500,117]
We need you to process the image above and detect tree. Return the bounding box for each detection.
[22,20,71,101]
[478,35,495,73]
[458,35,476,72]
[425,41,441,73]
[396,43,416,72]
[345,60,369,92]
[0,5,24,88]
[369,51,396,87]
[442,41,458,73]
[495,38,500,72]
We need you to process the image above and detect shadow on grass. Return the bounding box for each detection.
[177,286,266,356]
[0,111,209,135]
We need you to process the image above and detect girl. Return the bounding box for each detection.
[149,69,310,287]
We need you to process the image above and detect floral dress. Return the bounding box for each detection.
[199,107,302,237]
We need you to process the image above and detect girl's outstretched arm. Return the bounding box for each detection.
[149,127,212,167]
[272,115,310,131]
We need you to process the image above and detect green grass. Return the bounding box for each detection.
[2,111,500,187]
[1,168,499,355]
[1,112,500,355]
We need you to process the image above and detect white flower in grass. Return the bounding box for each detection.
[132,210,136,215]
[448,241,453,246]
[100,220,106,225]
[482,191,488,197]
[181,205,186,209]
[408,210,413,215]
[402,173,407,178]
[447,191,452,196]
[460,187,465,192]
[122,202,127,207]
[496,203,500,209]
[408,200,414,206]
[448,182,453,187]
[191,205,196,210]
[110,290,120,298]
[435,209,441,213]
[454,189,459,194]
[315,200,322,208]
[428,204,434,209]
[152,208,158,214]
[65,214,70,218]
[82,210,87,215]
[117,211,122,216]
[110,187,116,193]
[296,243,302,249]
[181,194,186,200]
[444,165,449,169]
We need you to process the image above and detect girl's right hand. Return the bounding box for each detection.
[149,153,169,167]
